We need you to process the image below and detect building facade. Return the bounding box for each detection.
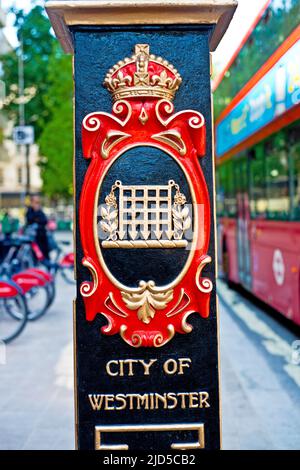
[0,2,42,211]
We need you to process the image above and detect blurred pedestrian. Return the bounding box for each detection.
[1,211,15,237]
[26,195,50,260]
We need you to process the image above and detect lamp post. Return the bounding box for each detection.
[17,37,31,199]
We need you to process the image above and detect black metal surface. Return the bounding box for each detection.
[99,147,192,287]
[73,24,220,451]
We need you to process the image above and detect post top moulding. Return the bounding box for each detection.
[45,0,238,53]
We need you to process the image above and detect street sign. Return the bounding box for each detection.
[13,125,34,145]
[46,0,237,452]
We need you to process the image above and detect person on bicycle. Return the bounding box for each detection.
[26,195,50,260]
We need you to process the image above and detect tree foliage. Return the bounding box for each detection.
[39,49,73,199]
[214,0,300,119]
[0,4,73,200]
[1,5,56,138]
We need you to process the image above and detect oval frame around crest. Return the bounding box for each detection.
[93,143,199,294]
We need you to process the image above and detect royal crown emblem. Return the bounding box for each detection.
[104,44,182,102]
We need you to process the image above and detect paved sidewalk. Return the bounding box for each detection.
[1,274,299,449]
[219,281,300,450]
[0,276,75,450]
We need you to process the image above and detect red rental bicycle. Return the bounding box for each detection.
[20,224,75,285]
[0,236,54,322]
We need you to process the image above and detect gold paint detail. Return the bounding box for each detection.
[46,1,238,54]
[152,130,186,156]
[209,51,213,77]
[154,324,175,347]
[120,325,143,348]
[95,422,205,450]
[155,99,205,130]
[99,181,119,241]
[121,281,173,324]
[119,323,175,348]
[138,106,149,125]
[166,289,191,317]
[112,100,132,126]
[181,312,193,333]
[102,239,187,248]
[93,144,199,295]
[80,259,98,297]
[196,255,213,293]
[104,293,128,318]
[82,99,132,133]
[98,179,191,248]
[104,44,182,101]
[101,131,131,159]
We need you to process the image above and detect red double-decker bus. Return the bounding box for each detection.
[214,0,300,325]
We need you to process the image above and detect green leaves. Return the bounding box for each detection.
[38,47,73,199]
[1,6,73,200]
[1,6,56,138]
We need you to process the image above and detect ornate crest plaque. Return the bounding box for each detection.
[80,44,212,348]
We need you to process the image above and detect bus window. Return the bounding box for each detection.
[250,145,267,218]
[216,165,225,217]
[234,156,248,194]
[290,128,300,221]
[225,160,237,217]
[216,161,236,218]
[266,135,290,220]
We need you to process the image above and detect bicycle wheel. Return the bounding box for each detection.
[0,294,28,343]
[46,281,56,309]
[26,269,56,309]
[60,265,75,284]
[26,285,51,320]
[7,285,50,321]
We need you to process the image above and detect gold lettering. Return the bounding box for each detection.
[124,359,138,376]
[139,359,157,375]
[155,393,168,409]
[106,360,119,376]
[177,392,189,409]
[199,392,210,408]
[136,394,149,410]
[105,358,158,376]
[178,358,192,374]
[163,358,177,375]
[115,394,127,410]
[128,394,135,410]
[104,394,115,410]
[189,392,199,408]
[167,392,177,409]
[88,391,210,411]
[88,394,104,411]
[149,393,155,410]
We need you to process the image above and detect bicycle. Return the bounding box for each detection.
[0,277,28,343]
[0,236,54,321]
[21,224,75,285]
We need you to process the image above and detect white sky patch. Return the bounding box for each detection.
[3,0,264,63]
[2,0,44,47]
[212,0,269,75]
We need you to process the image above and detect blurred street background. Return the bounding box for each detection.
[0,0,299,450]
[1,267,299,449]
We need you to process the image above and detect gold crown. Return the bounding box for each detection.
[104,44,182,102]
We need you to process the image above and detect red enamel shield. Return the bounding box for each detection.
[80,44,212,348]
